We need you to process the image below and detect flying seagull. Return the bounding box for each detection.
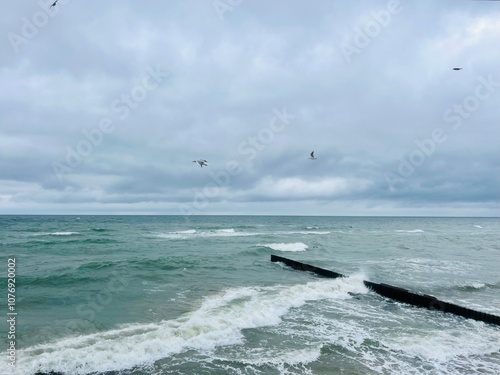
[50,0,58,7]
[193,159,208,168]
[452,67,463,71]
[309,151,317,160]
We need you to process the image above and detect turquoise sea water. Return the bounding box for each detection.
[1,215,499,375]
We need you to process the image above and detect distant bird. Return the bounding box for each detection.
[452,67,463,71]
[50,0,58,7]
[193,159,208,168]
[309,151,317,160]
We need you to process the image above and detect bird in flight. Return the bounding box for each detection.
[50,0,58,8]
[193,159,208,168]
[309,151,317,160]
[452,67,463,71]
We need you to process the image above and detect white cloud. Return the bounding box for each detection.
[249,176,372,200]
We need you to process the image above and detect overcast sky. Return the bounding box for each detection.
[1,0,499,216]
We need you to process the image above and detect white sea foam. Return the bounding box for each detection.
[11,278,367,375]
[305,292,500,375]
[152,228,261,240]
[395,229,424,233]
[33,231,80,236]
[474,225,483,229]
[460,281,486,290]
[176,229,197,234]
[280,230,330,235]
[209,346,323,370]
[258,242,309,252]
[386,323,500,361]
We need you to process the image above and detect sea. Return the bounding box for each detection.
[1,215,499,375]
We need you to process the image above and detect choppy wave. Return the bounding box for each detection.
[309,301,500,375]
[258,242,309,252]
[279,230,331,235]
[206,346,322,371]
[385,327,500,371]
[453,282,487,292]
[24,272,100,288]
[90,228,111,232]
[151,228,262,240]
[397,244,411,250]
[13,278,367,375]
[451,281,500,292]
[33,231,80,236]
[80,238,119,244]
[16,274,500,375]
[378,257,479,275]
[395,229,424,233]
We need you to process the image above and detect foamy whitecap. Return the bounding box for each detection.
[212,346,322,368]
[308,296,500,374]
[458,281,486,290]
[395,229,424,233]
[153,229,261,240]
[215,229,235,233]
[279,230,330,235]
[258,242,309,252]
[152,230,196,240]
[471,282,486,289]
[387,326,499,361]
[473,225,483,229]
[33,231,80,236]
[178,229,197,234]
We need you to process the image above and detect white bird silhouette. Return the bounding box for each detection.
[193,159,208,168]
[309,151,317,160]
